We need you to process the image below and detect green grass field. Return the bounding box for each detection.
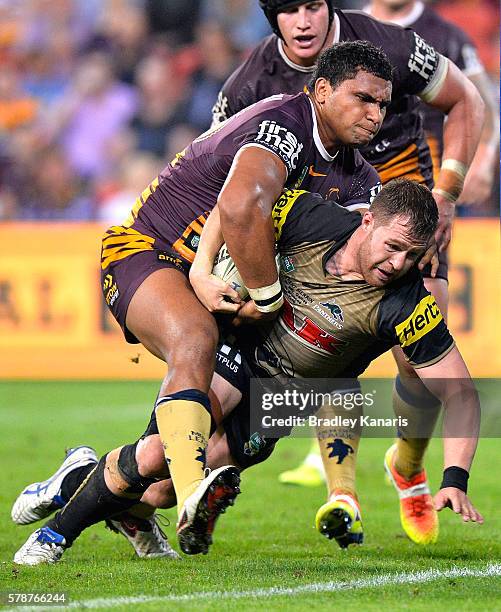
[1,381,500,611]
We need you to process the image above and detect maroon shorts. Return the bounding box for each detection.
[101,248,190,343]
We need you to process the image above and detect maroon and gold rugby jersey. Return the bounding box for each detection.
[364,2,484,173]
[101,92,380,269]
[238,189,454,381]
[212,9,449,187]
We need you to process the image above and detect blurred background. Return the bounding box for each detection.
[0,0,499,379]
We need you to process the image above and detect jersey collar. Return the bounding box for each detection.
[363,1,424,27]
[308,97,338,162]
[276,13,340,73]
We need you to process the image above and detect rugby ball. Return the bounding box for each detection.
[212,244,281,301]
[212,244,249,300]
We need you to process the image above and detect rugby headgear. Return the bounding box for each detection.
[259,0,334,39]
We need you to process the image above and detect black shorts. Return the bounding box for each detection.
[101,248,190,343]
[140,338,278,470]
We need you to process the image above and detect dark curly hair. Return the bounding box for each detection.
[310,41,393,90]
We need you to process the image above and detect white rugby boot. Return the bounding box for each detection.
[11,446,98,525]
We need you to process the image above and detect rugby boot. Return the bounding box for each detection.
[11,446,98,525]
[315,491,363,549]
[14,527,67,566]
[384,443,438,545]
[106,512,180,559]
[176,465,240,555]
[279,464,325,487]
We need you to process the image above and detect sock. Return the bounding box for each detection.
[315,403,361,498]
[155,389,211,514]
[60,464,95,502]
[392,376,441,479]
[45,456,140,545]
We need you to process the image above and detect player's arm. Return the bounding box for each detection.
[456,70,499,206]
[189,205,242,313]
[420,59,484,254]
[414,347,483,523]
[218,146,287,321]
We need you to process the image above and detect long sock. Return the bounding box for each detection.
[45,456,140,545]
[316,403,362,498]
[392,376,441,479]
[60,464,95,502]
[155,389,211,514]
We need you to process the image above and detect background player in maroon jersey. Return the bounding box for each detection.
[366,0,498,211]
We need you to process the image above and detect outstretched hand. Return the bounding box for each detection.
[434,487,484,524]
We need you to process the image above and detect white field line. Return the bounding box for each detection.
[8,562,501,611]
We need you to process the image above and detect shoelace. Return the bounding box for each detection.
[409,495,429,518]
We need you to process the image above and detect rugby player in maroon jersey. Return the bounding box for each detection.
[11,42,393,561]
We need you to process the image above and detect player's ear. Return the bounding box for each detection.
[361,211,374,231]
[314,77,331,104]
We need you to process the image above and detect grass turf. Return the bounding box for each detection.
[0,381,500,611]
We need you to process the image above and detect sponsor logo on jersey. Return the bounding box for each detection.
[395,294,443,347]
[272,189,306,239]
[408,33,439,81]
[103,273,119,307]
[255,120,304,170]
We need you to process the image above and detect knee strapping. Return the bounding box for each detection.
[155,389,211,414]
[116,443,157,495]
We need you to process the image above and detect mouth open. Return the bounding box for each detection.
[376,267,393,281]
[294,35,316,47]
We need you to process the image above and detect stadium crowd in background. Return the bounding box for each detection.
[0,0,498,222]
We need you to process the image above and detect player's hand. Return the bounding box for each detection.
[434,487,484,523]
[418,238,439,277]
[190,271,242,313]
[432,192,455,253]
[231,300,280,327]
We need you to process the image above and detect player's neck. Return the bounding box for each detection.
[326,234,364,280]
[368,1,417,22]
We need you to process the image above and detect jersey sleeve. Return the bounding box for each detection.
[353,13,448,100]
[377,273,454,367]
[211,73,252,125]
[272,190,361,248]
[227,102,308,178]
[343,155,382,211]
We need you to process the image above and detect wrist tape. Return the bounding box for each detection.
[249,279,283,313]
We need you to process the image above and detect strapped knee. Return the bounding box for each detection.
[116,442,157,495]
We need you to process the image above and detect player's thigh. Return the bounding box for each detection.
[126,267,219,367]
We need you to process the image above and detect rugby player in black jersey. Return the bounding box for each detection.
[13,180,483,564]
[212,0,484,546]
